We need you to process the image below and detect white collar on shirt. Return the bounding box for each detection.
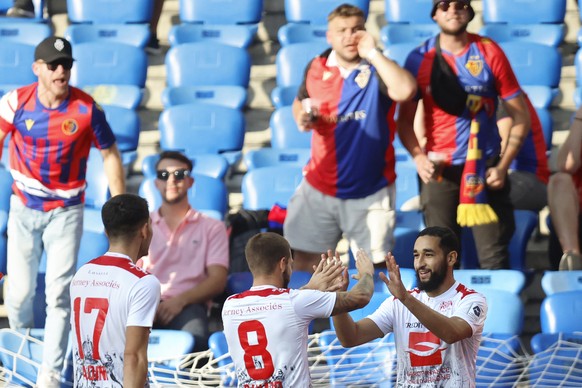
[326,50,370,79]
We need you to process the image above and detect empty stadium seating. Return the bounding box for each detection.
[243,148,311,171]
[541,271,582,295]
[241,166,304,210]
[540,290,582,333]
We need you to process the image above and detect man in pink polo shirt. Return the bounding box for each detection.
[140,151,229,350]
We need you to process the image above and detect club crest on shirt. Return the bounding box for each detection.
[62,119,79,136]
[465,57,483,77]
[25,119,34,131]
[355,68,370,89]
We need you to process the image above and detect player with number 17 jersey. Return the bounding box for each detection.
[69,252,160,387]
[222,286,336,387]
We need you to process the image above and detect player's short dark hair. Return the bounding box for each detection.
[101,194,150,240]
[418,226,459,257]
[328,3,365,22]
[155,151,193,172]
[245,232,291,275]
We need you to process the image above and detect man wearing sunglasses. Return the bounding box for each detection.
[397,0,530,269]
[140,151,229,352]
[0,36,125,387]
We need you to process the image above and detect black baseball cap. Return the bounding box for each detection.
[431,0,475,21]
[34,36,74,63]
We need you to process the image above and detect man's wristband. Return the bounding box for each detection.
[366,47,381,62]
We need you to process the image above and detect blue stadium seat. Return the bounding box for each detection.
[69,42,147,109]
[0,0,45,20]
[0,164,12,276]
[480,289,524,335]
[395,161,419,210]
[453,269,526,294]
[179,0,263,25]
[480,24,564,47]
[148,329,195,363]
[319,329,395,387]
[277,23,327,47]
[383,42,419,67]
[161,85,247,110]
[141,154,229,181]
[535,107,553,151]
[165,43,250,112]
[67,0,153,23]
[81,85,142,110]
[384,0,433,24]
[529,332,582,387]
[64,24,150,48]
[390,211,424,269]
[271,41,329,108]
[0,23,51,45]
[139,174,228,220]
[460,210,538,271]
[476,333,522,388]
[572,48,582,108]
[208,331,237,387]
[540,291,582,333]
[102,105,140,166]
[226,271,253,295]
[77,208,109,270]
[541,271,582,296]
[84,148,110,209]
[269,106,312,149]
[289,270,312,289]
[0,328,45,386]
[500,42,561,106]
[244,148,311,171]
[168,24,254,48]
[483,0,566,24]
[285,0,369,25]
[241,166,304,210]
[329,292,390,331]
[0,41,35,87]
[159,103,245,166]
[380,24,439,46]
[522,85,554,110]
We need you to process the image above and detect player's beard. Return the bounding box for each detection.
[416,261,447,293]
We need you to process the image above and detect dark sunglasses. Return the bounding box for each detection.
[156,169,191,181]
[45,59,74,71]
[436,1,469,12]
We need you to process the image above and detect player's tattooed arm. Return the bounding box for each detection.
[331,249,375,315]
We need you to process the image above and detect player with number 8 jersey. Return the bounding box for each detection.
[70,195,161,388]
[222,232,376,387]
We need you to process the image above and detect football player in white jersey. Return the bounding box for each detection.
[222,232,375,387]
[70,194,161,387]
[333,226,488,387]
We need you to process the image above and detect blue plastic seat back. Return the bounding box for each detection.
[0,165,12,274]
[384,0,434,24]
[148,330,195,360]
[77,208,109,269]
[139,174,228,219]
[276,42,330,87]
[166,42,251,88]
[574,47,582,87]
[0,42,35,85]
[500,42,561,88]
[67,0,153,23]
[0,328,44,385]
[390,211,424,269]
[271,84,300,109]
[159,104,245,156]
[0,23,51,45]
[395,161,419,210]
[241,166,304,210]
[380,24,439,45]
[482,0,566,24]
[101,105,140,152]
[541,271,582,296]
[208,331,237,387]
[318,330,396,387]
[529,332,582,387]
[541,290,582,333]
[141,153,229,181]
[162,85,247,110]
[277,23,327,47]
[84,148,110,209]
[244,147,311,171]
[82,84,142,110]
[382,42,420,67]
[285,0,370,24]
[70,42,148,88]
[270,106,312,149]
[179,0,263,24]
[479,24,565,47]
[289,271,312,289]
[64,24,150,48]
[453,269,526,294]
[226,271,253,295]
[168,24,254,48]
[480,289,524,335]
[522,85,554,109]
[476,333,522,388]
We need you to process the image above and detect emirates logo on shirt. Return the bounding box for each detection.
[407,331,448,367]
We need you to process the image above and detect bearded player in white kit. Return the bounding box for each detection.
[222,232,376,387]
[69,194,161,387]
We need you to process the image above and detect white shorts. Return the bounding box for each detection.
[283,180,396,264]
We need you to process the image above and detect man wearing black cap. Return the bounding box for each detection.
[396,0,530,269]
[0,36,125,387]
